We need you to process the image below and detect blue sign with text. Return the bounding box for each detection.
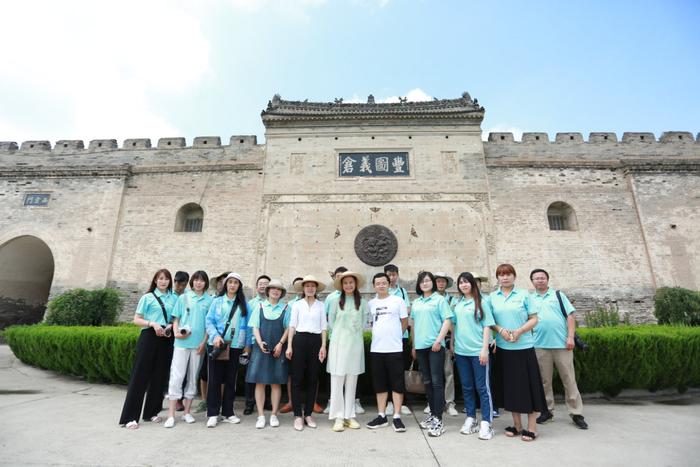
[338,152,410,177]
[24,193,50,206]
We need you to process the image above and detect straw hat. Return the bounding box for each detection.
[293,275,326,293]
[434,272,454,289]
[265,279,287,298]
[333,271,365,291]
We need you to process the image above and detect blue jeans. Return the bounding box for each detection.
[455,354,492,422]
[416,347,445,420]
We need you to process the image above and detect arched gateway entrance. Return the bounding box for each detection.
[0,235,54,329]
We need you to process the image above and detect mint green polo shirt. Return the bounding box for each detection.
[410,293,454,350]
[532,288,575,349]
[490,287,536,350]
[135,289,177,327]
[248,300,291,329]
[171,290,212,349]
[453,295,495,357]
[324,290,341,315]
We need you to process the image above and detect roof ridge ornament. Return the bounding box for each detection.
[367,94,375,104]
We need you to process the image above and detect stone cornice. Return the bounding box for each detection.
[485,158,700,172]
[0,161,263,178]
[261,93,485,127]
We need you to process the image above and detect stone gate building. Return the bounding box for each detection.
[1,93,699,326]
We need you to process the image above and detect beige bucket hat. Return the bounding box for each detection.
[333,271,366,291]
[434,272,454,289]
[293,275,326,293]
[265,279,287,298]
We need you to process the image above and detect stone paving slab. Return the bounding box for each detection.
[0,345,697,466]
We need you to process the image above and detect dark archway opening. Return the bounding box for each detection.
[0,236,54,329]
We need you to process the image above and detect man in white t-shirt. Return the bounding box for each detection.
[366,272,409,432]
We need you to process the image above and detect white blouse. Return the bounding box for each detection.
[290,298,327,334]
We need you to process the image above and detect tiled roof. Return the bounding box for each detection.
[261,92,484,125]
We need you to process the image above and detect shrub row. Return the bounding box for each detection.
[4,325,700,396]
[44,288,123,326]
[654,287,700,326]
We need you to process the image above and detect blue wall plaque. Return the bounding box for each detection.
[338,152,409,177]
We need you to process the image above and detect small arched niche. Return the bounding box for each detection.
[175,203,204,233]
[547,201,578,231]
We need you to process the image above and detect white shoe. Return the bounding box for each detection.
[354,399,365,414]
[460,416,478,435]
[419,415,435,430]
[428,419,445,437]
[385,402,394,415]
[447,403,459,417]
[255,415,266,429]
[478,420,494,440]
[270,415,280,427]
[323,400,330,414]
[182,413,195,424]
[223,415,241,424]
[400,405,412,415]
[206,416,218,428]
[423,405,431,414]
[163,417,175,428]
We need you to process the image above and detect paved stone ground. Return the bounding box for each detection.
[0,344,698,466]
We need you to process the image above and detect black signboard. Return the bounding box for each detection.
[338,152,409,177]
[24,193,50,206]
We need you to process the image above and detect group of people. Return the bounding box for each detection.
[118,262,589,441]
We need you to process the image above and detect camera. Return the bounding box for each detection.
[163,326,172,338]
[208,345,223,359]
[179,325,191,336]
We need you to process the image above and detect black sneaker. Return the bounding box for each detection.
[392,417,406,432]
[536,410,553,424]
[366,415,389,429]
[571,414,588,430]
[243,405,254,416]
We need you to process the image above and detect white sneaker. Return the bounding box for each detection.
[255,415,266,429]
[385,402,394,415]
[182,413,195,424]
[400,405,412,415]
[354,399,365,414]
[163,417,175,428]
[223,415,241,424]
[428,419,445,437]
[419,415,435,430]
[206,416,218,428]
[447,403,459,417]
[423,405,431,414]
[323,400,330,414]
[270,415,280,427]
[478,420,494,440]
[460,416,478,435]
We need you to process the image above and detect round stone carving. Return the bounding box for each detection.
[354,224,398,266]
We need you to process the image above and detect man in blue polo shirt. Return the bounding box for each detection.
[530,268,588,430]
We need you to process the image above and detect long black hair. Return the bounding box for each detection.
[457,272,483,322]
[217,276,247,317]
[415,271,437,296]
[148,269,172,293]
[338,275,362,311]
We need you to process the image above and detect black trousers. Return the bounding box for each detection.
[207,348,242,417]
[290,332,322,417]
[119,328,173,424]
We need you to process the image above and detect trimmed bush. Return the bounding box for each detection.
[654,287,700,326]
[4,325,700,397]
[44,288,123,326]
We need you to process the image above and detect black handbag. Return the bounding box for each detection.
[555,290,588,351]
[206,298,238,361]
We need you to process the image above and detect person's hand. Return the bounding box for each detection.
[273,343,283,358]
[318,346,327,363]
[153,323,165,337]
[196,342,206,355]
[566,336,575,351]
[243,346,251,355]
[214,335,224,348]
[510,329,522,342]
[431,341,441,352]
[479,348,489,366]
[259,341,270,354]
[286,347,293,360]
[490,340,497,354]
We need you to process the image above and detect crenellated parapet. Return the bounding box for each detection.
[486,131,698,145]
[0,135,262,155]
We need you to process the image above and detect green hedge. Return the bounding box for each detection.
[4,325,700,397]
[654,286,700,326]
[44,288,123,326]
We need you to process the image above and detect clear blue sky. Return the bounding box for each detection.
[1,0,698,143]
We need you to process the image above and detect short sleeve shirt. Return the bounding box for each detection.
[135,289,177,327]
[368,295,408,353]
[532,289,575,349]
[490,287,536,350]
[453,295,495,356]
[171,291,212,349]
[248,300,291,329]
[410,293,454,350]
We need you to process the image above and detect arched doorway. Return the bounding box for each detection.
[0,235,55,329]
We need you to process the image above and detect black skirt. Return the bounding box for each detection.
[492,347,546,414]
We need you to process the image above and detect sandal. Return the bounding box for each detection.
[124,420,139,429]
[149,416,162,423]
[504,426,521,437]
[521,430,538,442]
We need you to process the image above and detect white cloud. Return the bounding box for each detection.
[345,88,432,104]
[482,124,524,141]
[0,0,210,143]
[225,0,326,21]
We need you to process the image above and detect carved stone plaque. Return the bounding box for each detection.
[354,224,398,266]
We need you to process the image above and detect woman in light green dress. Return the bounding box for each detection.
[326,271,368,432]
